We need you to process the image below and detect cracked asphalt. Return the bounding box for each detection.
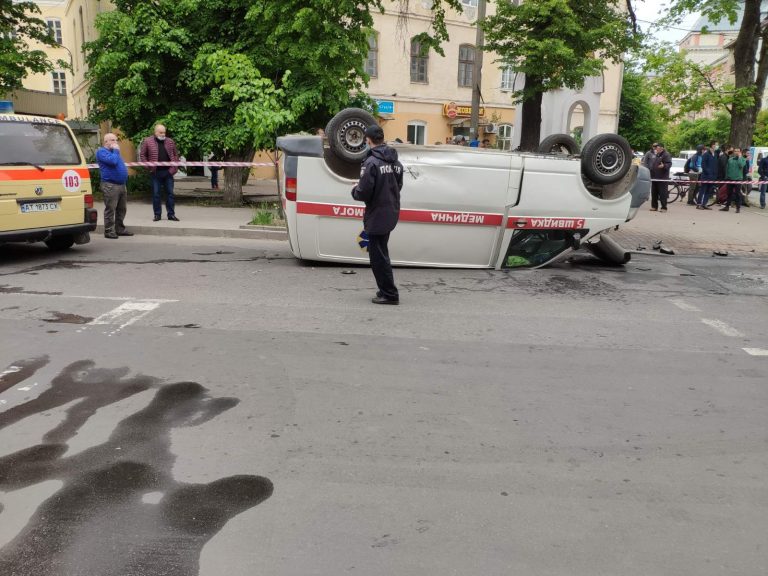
[1,235,767,576]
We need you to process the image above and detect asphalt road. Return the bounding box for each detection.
[1,236,766,576]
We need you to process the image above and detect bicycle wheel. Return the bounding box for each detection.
[668,183,684,203]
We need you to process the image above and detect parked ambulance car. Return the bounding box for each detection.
[277,109,649,269]
[0,102,97,251]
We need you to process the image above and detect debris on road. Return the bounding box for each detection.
[713,250,729,257]
[341,270,356,275]
[659,246,675,255]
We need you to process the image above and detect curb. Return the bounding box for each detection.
[95,224,287,241]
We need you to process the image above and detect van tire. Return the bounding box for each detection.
[326,108,377,164]
[538,134,580,155]
[45,235,75,251]
[581,134,633,184]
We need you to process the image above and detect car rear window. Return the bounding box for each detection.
[0,120,82,166]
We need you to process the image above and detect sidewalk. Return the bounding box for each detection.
[96,204,286,240]
[172,176,279,201]
[610,201,768,256]
[99,198,767,256]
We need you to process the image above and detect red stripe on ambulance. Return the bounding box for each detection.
[296,202,503,226]
[507,217,586,229]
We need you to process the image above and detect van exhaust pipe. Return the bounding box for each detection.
[585,234,631,265]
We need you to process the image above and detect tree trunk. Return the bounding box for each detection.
[728,0,761,149]
[518,76,544,151]
[222,149,254,205]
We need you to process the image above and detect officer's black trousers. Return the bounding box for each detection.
[368,232,399,301]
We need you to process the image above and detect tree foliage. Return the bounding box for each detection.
[662,113,730,155]
[649,0,768,149]
[85,0,462,203]
[482,0,641,151]
[617,67,667,152]
[0,0,65,93]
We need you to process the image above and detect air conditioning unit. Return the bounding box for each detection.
[484,123,497,134]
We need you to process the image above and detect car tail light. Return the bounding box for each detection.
[84,194,94,208]
[88,209,98,223]
[285,177,297,201]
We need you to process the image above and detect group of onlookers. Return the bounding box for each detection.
[642,140,767,213]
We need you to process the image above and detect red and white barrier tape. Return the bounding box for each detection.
[651,178,762,184]
[85,161,277,169]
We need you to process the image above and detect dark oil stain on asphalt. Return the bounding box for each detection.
[0,284,63,296]
[163,323,201,329]
[42,311,93,324]
[0,360,273,576]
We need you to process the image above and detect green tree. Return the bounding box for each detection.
[661,113,730,156]
[482,0,642,151]
[650,0,768,149]
[752,109,768,146]
[0,0,66,93]
[85,0,462,204]
[618,67,667,152]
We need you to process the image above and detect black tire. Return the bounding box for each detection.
[325,108,377,164]
[538,134,580,155]
[581,134,633,185]
[45,235,75,251]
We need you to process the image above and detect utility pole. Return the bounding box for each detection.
[470,0,487,143]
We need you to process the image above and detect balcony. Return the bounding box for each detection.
[2,88,67,118]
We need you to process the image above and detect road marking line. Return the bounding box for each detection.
[1,293,176,303]
[701,319,745,338]
[90,301,160,329]
[670,299,701,312]
[743,348,768,356]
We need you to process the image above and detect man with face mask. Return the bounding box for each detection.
[139,124,181,221]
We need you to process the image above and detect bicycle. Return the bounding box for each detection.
[667,172,718,206]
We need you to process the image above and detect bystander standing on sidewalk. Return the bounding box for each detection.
[139,124,181,222]
[641,143,657,171]
[684,144,704,205]
[649,143,672,212]
[758,151,768,209]
[96,133,132,239]
[721,148,746,213]
[697,141,717,210]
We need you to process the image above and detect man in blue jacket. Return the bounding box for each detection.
[696,141,717,209]
[351,124,404,305]
[96,133,132,239]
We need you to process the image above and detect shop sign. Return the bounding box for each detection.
[443,102,484,118]
[376,100,395,115]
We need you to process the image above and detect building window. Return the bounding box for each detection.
[458,44,475,88]
[497,124,513,151]
[501,66,514,91]
[52,71,67,94]
[364,33,378,77]
[407,121,427,145]
[461,0,479,6]
[46,19,62,44]
[410,38,428,83]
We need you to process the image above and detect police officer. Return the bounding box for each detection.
[352,124,404,305]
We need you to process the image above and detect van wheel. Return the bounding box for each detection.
[581,134,633,184]
[538,134,580,155]
[45,235,75,251]
[326,108,377,164]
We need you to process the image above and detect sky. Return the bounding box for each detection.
[633,0,700,45]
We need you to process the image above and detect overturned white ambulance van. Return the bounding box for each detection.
[277,109,650,269]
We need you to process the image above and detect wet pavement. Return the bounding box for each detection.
[1,236,767,576]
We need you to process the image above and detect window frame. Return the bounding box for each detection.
[51,71,67,95]
[46,19,62,45]
[458,44,475,88]
[407,121,427,145]
[460,0,479,6]
[501,66,514,91]
[410,38,429,84]
[497,124,514,151]
[364,33,378,78]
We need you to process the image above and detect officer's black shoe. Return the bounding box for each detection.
[372,296,399,305]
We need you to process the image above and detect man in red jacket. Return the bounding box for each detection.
[139,124,181,221]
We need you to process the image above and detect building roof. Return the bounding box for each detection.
[691,2,768,33]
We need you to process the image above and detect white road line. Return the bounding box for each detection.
[669,299,701,312]
[90,301,160,327]
[701,319,746,338]
[1,293,176,303]
[743,348,768,356]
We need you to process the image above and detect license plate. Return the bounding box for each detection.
[21,202,60,213]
